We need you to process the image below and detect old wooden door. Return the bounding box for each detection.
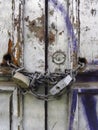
[0,0,71,130]
[0,0,98,130]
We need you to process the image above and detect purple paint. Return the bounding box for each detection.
[49,0,77,52]
[82,95,98,130]
[69,89,98,130]
[69,89,78,130]
[80,89,98,94]
[76,70,98,82]
[92,60,98,64]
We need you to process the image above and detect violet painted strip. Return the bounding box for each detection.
[76,71,98,82]
[69,89,78,130]
[49,0,77,52]
[79,89,98,94]
[82,95,98,130]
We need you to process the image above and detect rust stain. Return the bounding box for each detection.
[13,4,22,66]
[1,39,13,66]
[37,14,44,25]
[1,3,23,67]
[35,27,44,42]
[13,41,21,66]
[26,14,55,43]
[49,31,55,44]
[28,20,37,32]
[1,38,21,67]
[73,21,80,29]
[72,52,78,69]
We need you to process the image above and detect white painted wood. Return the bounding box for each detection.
[0,83,21,130]
[48,0,70,72]
[79,0,98,64]
[48,94,69,130]
[0,0,12,63]
[68,0,79,69]
[24,0,45,73]
[23,93,44,130]
[12,88,19,130]
[0,92,11,130]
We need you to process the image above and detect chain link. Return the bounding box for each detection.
[8,62,85,101]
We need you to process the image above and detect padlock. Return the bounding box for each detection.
[50,75,73,95]
[12,72,30,88]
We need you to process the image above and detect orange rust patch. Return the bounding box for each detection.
[34,27,44,42]
[13,41,21,66]
[1,38,21,67]
[72,52,78,69]
[49,31,55,44]
[26,15,55,43]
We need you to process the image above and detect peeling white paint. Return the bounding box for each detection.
[0,0,12,63]
[24,0,45,72]
[48,0,69,72]
[80,0,98,64]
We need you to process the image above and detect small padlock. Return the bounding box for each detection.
[50,75,73,95]
[12,72,30,88]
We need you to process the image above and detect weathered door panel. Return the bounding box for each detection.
[0,0,24,66]
[0,92,11,130]
[1,1,98,130]
[0,0,12,63]
[48,94,69,130]
[23,0,74,73]
[1,1,98,68]
[69,87,98,130]
[23,94,44,130]
[24,0,45,73]
[0,83,23,130]
[80,0,98,64]
[48,0,71,72]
